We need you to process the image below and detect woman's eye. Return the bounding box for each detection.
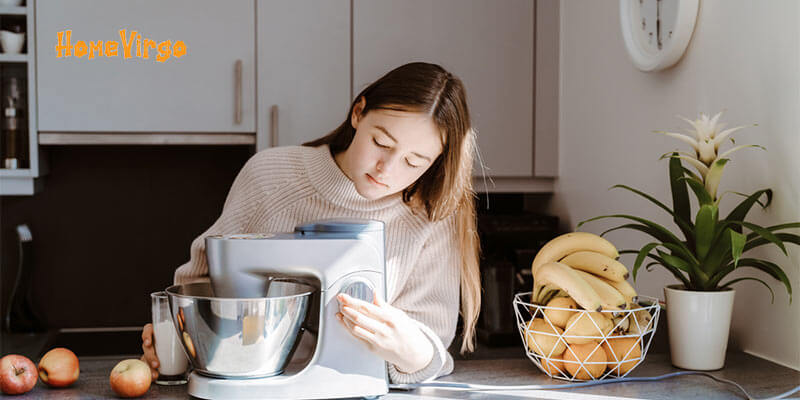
[405,159,421,168]
[372,138,390,148]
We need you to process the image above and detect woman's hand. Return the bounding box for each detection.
[336,293,434,374]
[140,323,160,380]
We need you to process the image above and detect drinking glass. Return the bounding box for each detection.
[151,291,189,385]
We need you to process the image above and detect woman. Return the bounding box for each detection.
[141,62,481,383]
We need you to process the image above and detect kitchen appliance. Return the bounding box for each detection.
[166,219,388,400]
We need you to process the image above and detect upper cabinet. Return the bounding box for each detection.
[256,0,350,149]
[36,0,255,133]
[353,0,539,177]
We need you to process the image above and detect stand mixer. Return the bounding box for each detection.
[165,219,389,399]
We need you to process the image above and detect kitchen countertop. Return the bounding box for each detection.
[7,351,799,399]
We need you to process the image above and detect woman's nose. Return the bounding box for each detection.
[376,156,396,175]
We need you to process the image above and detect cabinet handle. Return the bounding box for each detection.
[234,59,242,125]
[270,105,279,147]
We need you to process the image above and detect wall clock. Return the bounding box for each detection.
[619,0,700,72]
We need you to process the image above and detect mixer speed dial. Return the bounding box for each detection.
[339,277,375,303]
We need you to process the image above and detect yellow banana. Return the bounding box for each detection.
[559,250,629,282]
[574,269,627,310]
[531,232,618,300]
[598,275,638,306]
[535,262,604,312]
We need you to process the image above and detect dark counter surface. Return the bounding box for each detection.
[2,350,798,399]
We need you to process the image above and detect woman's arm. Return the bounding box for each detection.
[387,214,460,383]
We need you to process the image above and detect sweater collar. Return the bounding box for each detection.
[304,144,403,211]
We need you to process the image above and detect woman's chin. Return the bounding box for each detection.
[355,187,383,200]
[354,182,390,200]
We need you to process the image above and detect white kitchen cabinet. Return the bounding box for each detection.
[36,0,255,134]
[353,0,546,178]
[256,0,350,149]
[0,1,42,195]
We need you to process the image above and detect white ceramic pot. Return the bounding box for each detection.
[0,30,25,54]
[663,284,735,370]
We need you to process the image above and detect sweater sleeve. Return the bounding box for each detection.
[173,153,266,284]
[387,215,461,383]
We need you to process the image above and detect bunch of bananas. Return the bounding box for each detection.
[532,232,637,311]
[523,232,656,379]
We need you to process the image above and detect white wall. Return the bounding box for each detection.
[550,1,800,370]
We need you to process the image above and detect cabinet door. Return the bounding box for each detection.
[353,0,534,177]
[256,0,350,149]
[36,0,255,133]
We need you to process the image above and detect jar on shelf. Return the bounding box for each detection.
[2,76,26,169]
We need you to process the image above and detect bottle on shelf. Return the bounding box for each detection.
[1,76,26,169]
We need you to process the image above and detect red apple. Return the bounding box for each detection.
[0,354,38,395]
[38,347,80,387]
[109,359,151,398]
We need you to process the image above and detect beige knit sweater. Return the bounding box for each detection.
[173,144,460,383]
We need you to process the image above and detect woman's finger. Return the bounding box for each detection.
[341,306,389,337]
[340,294,394,324]
[141,323,153,347]
[351,324,379,344]
[337,313,375,350]
[142,345,160,369]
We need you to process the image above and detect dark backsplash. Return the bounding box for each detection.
[1,145,253,328]
[1,148,553,333]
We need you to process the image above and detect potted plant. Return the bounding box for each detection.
[578,112,799,370]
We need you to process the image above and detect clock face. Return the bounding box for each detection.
[620,0,699,71]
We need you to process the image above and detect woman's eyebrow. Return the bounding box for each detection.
[374,125,433,162]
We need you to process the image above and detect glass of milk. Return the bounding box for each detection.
[151,291,189,385]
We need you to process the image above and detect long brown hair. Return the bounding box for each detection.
[304,62,481,354]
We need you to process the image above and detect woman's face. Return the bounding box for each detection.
[335,97,444,200]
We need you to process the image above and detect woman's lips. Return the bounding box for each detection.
[366,173,387,188]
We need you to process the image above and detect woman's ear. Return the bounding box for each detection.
[350,96,366,129]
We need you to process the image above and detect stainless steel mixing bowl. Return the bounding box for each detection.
[165,280,314,378]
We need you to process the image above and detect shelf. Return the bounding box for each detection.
[472,177,555,193]
[0,53,28,62]
[39,132,257,146]
[0,168,33,177]
[0,6,26,15]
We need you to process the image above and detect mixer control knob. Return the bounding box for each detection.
[339,277,375,303]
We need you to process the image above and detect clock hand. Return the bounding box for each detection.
[656,0,662,50]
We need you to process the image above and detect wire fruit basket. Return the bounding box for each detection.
[513,292,660,381]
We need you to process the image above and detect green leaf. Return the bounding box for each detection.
[720,277,775,304]
[610,184,695,241]
[744,232,800,253]
[702,227,734,276]
[644,261,661,271]
[656,249,692,273]
[730,221,788,256]
[709,258,793,302]
[578,214,693,256]
[662,242,700,266]
[679,177,713,205]
[724,189,773,233]
[602,223,694,247]
[633,242,661,281]
[705,158,729,201]
[681,167,703,183]
[695,204,718,261]
[646,252,693,288]
[669,155,692,232]
[730,230,746,268]
[747,223,800,239]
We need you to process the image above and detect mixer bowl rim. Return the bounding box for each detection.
[165,280,316,302]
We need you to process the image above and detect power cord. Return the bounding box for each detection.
[389,371,800,400]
